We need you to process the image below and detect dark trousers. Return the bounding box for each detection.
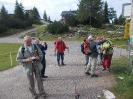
[41,57,46,77]
[102,54,113,68]
[57,52,64,62]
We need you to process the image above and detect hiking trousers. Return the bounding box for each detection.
[27,64,45,95]
[86,57,97,75]
[57,52,64,62]
[41,57,46,77]
[102,54,113,68]
[85,54,89,66]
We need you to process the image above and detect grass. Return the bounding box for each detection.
[0,29,25,37]
[0,43,22,71]
[0,24,42,37]
[110,56,133,99]
[21,25,126,45]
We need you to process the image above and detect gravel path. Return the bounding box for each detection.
[0,28,129,99]
[0,25,46,43]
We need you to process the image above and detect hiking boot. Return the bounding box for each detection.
[107,68,110,71]
[40,93,46,98]
[32,93,38,99]
[61,62,65,66]
[58,62,60,66]
[85,72,91,75]
[91,74,98,77]
[42,75,48,79]
[29,88,37,99]
[102,68,106,71]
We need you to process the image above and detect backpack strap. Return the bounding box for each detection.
[21,44,39,58]
[21,44,25,57]
[108,41,112,47]
[33,44,39,56]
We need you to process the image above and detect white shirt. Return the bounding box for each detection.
[27,46,32,53]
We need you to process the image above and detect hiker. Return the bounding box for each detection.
[96,37,103,66]
[81,38,89,67]
[85,35,107,77]
[101,36,114,71]
[34,39,48,78]
[55,37,69,66]
[54,39,58,56]
[16,36,46,99]
[42,41,48,52]
[83,38,91,66]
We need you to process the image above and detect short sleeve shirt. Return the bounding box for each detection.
[101,41,113,54]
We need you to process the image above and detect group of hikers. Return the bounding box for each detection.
[82,35,114,77]
[16,35,114,99]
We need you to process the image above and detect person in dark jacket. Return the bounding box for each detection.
[85,35,107,77]
[83,38,90,66]
[96,37,103,66]
[35,39,48,78]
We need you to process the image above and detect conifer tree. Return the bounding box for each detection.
[43,10,47,21]
[104,1,109,23]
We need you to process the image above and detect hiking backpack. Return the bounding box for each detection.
[83,43,92,55]
[21,44,38,57]
[81,43,85,54]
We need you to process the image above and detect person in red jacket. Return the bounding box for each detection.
[55,37,69,66]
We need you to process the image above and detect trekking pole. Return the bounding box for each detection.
[111,21,126,36]
[54,50,56,56]
[73,81,80,99]
[68,47,69,55]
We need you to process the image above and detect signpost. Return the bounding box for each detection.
[130,1,133,44]
[122,1,132,67]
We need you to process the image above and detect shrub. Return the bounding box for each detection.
[47,21,69,34]
[0,24,8,33]
[66,15,78,27]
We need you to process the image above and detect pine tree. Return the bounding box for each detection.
[114,17,119,24]
[77,0,104,26]
[0,5,9,26]
[48,16,51,22]
[108,7,116,24]
[66,15,78,26]
[43,10,47,21]
[14,0,25,20]
[32,7,40,20]
[103,1,109,23]
[118,15,126,25]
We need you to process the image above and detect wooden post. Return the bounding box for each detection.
[10,52,12,66]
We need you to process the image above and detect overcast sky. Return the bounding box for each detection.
[0,0,131,21]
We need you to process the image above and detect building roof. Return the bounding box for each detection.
[61,10,78,16]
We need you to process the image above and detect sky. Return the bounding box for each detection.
[0,0,131,21]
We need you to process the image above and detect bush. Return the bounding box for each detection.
[66,15,78,27]
[0,24,8,33]
[47,21,69,34]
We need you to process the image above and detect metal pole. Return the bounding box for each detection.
[10,52,12,66]
[114,21,126,34]
[73,81,80,99]
[120,46,122,56]
[132,58,133,74]
[127,45,131,66]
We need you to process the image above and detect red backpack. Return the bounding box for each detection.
[84,43,92,55]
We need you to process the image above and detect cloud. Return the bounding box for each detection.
[104,0,130,17]
[0,0,131,21]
